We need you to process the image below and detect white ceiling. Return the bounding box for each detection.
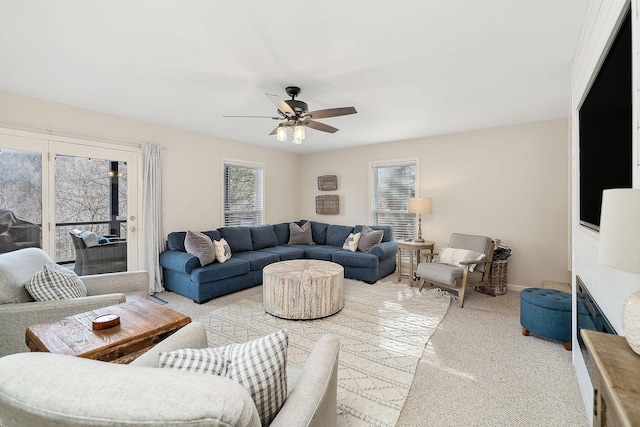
[0,1,589,154]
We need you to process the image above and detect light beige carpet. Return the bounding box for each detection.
[196,279,451,427]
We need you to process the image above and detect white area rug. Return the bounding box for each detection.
[197,279,451,427]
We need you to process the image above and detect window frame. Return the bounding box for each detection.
[369,158,419,241]
[222,159,264,227]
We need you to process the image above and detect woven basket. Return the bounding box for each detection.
[476,260,508,295]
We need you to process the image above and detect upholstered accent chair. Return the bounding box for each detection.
[416,233,494,308]
[69,230,127,275]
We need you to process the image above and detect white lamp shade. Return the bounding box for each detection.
[598,188,640,274]
[408,197,433,214]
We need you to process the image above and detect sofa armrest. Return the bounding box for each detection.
[131,322,208,367]
[81,270,149,298]
[271,334,340,427]
[370,240,398,260]
[159,250,200,275]
[0,294,126,357]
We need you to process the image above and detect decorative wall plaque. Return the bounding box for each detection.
[317,175,337,191]
[316,195,339,215]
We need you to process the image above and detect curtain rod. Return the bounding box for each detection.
[0,119,166,149]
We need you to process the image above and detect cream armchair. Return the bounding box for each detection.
[416,233,494,308]
[0,247,148,357]
[0,322,340,427]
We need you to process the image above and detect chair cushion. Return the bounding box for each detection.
[24,263,87,301]
[159,330,288,426]
[448,233,492,272]
[417,263,484,284]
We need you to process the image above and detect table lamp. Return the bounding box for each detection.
[407,197,432,242]
[597,188,640,355]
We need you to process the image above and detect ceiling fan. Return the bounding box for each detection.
[224,86,357,144]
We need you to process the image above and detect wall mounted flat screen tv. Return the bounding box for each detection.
[579,10,632,231]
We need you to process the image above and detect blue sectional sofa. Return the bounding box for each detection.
[159,221,397,303]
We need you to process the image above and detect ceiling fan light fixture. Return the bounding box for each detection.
[276,125,288,142]
[293,123,305,141]
[292,137,303,145]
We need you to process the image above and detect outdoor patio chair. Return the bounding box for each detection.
[69,230,127,275]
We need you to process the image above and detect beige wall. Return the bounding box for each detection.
[300,119,571,288]
[0,90,570,288]
[0,90,300,236]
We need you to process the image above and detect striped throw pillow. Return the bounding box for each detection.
[158,330,288,425]
[25,263,87,301]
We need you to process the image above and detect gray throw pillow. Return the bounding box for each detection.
[288,221,314,244]
[159,330,288,426]
[25,263,88,301]
[184,230,216,267]
[358,225,384,252]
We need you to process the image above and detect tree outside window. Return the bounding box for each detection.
[224,161,263,226]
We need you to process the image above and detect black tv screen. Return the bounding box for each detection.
[579,10,632,231]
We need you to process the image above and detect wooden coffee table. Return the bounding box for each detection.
[263,259,344,320]
[25,298,191,364]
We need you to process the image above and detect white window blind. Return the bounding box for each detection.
[224,161,263,226]
[370,160,417,240]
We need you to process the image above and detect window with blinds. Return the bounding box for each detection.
[370,160,417,240]
[223,161,263,226]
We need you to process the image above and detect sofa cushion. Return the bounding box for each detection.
[219,227,254,253]
[357,226,385,253]
[184,230,216,267]
[250,225,278,250]
[167,231,187,251]
[310,221,329,245]
[233,251,279,271]
[214,238,232,263]
[297,245,341,261]
[203,230,222,242]
[332,250,380,268]
[257,246,305,261]
[288,221,313,244]
[326,225,354,247]
[190,257,250,283]
[25,263,87,301]
[159,330,289,426]
[273,223,290,245]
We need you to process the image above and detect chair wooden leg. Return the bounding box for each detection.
[418,278,425,291]
[459,269,470,308]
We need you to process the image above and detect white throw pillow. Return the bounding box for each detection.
[438,247,486,272]
[159,330,288,426]
[214,238,232,263]
[79,230,99,247]
[342,232,361,252]
[25,262,87,301]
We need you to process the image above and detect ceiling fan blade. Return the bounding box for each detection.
[223,115,281,119]
[304,120,339,134]
[305,106,357,120]
[268,127,279,136]
[266,93,296,117]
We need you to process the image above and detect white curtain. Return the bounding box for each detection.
[142,144,164,293]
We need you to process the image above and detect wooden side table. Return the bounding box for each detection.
[26,298,191,364]
[581,330,640,426]
[396,240,435,285]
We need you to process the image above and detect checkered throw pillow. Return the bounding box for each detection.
[24,262,87,301]
[158,330,288,426]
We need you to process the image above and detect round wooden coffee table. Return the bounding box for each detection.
[263,259,344,320]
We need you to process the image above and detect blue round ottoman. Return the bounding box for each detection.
[520,288,572,351]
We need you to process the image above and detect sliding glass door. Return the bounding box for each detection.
[0,130,139,273]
